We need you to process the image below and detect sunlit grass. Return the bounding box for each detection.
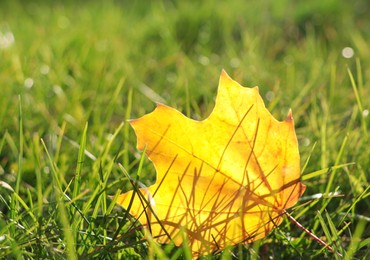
[0,0,369,259]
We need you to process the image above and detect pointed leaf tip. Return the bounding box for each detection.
[220,69,230,80]
[286,109,294,122]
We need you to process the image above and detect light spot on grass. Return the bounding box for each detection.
[57,16,70,29]
[166,72,177,83]
[210,54,220,63]
[301,137,310,147]
[342,47,354,58]
[198,55,210,66]
[139,83,166,103]
[363,109,369,117]
[230,58,240,68]
[43,166,50,174]
[0,180,14,192]
[53,85,65,97]
[63,113,78,126]
[302,191,342,200]
[0,29,14,49]
[40,64,50,75]
[95,40,108,52]
[284,232,293,242]
[266,91,275,101]
[24,78,34,89]
[284,55,293,65]
[106,133,114,141]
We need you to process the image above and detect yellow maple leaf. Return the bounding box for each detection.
[117,70,306,256]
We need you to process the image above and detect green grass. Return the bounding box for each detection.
[0,0,369,259]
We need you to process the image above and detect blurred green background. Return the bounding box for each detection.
[0,0,369,258]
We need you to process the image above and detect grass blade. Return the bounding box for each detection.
[347,67,368,139]
[73,122,88,201]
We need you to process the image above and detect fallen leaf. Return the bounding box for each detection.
[117,70,306,256]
